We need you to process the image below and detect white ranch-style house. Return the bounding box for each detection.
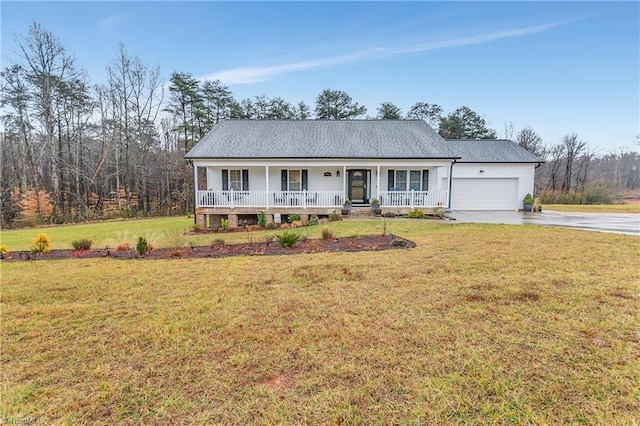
[185,120,543,228]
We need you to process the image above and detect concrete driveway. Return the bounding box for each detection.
[449,210,640,236]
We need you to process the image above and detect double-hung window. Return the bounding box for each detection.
[388,169,429,191]
[281,169,308,191]
[222,169,249,191]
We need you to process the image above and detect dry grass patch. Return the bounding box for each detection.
[1,222,639,424]
[544,203,640,213]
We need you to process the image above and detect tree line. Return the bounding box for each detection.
[1,23,638,228]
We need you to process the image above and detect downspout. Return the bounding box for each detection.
[447,159,456,210]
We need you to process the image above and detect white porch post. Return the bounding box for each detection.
[193,163,198,208]
[376,165,381,200]
[265,165,270,208]
[343,165,347,202]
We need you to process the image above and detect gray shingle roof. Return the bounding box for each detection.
[185,119,458,159]
[447,139,544,163]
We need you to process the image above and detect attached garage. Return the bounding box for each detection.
[447,140,544,211]
[451,178,519,210]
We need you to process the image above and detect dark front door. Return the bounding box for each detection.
[348,169,367,203]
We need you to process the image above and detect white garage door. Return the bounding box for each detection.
[451,178,518,210]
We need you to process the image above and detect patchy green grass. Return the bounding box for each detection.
[0,216,194,251]
[2,221,639,424]
[545,203,640,214]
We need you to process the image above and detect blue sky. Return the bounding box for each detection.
[2,1,638,153]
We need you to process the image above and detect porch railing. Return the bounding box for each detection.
[196,190,448,209]
[196,190,345,208]
[378,190,448,208]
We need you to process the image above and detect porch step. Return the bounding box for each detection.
[348,207,376,217]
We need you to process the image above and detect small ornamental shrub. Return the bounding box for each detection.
[136,237,149,256]
[266,222,277,230]
[321,227,333,240]
[533,197,542,212]
[117,242,131,252]
[30,233,51,255]
[211,239,225,249]
[257,211,267,227]
[191,223,202,232]
[221,218,230,231]
[71,239,92,250]
[291,220,304,228]
[0,245,8,259]
[408,208,424,219]
[287,213,301,223]
[276,230,301,248]
[309,215,319,225]
[432,207,445,218]
[328,210,342,222]
[523,193,535,204]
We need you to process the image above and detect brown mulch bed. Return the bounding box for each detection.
[2,235,415,261]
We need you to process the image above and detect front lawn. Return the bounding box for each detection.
[1,221,638,424]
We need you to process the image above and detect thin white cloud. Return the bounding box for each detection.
[201,19,579,85]
[100,14,127,29]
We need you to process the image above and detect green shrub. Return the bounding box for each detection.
[523,193,535,204]
[328,210,342,222]
[321,227,333,240]
[276,230,301,248]
[408,208,424,218]
[266,222,277,230]
[287,213,301,223]
[136,237,149,256]
[257,211,267,227]
[309,215,319,225]
[71,239,92,250]
[221,218,229,230]
[191,223,201,232]
[30,233,50,255]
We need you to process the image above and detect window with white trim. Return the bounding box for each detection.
[388,169,429,191]
[222,169,249,191]
[289,170,301,191]
[280,169,308,191]
[229,170,242,190]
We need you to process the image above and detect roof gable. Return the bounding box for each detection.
[185,119,458,159]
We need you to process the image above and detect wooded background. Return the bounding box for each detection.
[2,23,638,228]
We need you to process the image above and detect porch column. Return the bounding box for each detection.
[192,163,198,208]
[343,165,347,202]
[376,165,381,200]
[265,165,270,208]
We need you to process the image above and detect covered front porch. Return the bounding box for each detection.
[195,189,449,209]
[191,160,452,228]
[193,161,452,209]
